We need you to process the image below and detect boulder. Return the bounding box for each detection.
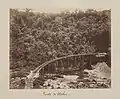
[83,62,111,79]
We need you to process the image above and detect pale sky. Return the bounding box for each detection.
[16,0,110,13]
[17,8,109,13]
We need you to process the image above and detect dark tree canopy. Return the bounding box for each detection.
[10,9,111,71]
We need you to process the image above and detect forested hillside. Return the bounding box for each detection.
[10,9,111,73]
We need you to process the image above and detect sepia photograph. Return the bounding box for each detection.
[9,8,111,89]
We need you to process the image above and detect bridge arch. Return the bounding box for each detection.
[24,53,107,89]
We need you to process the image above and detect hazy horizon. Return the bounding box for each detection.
[14,8,110,13]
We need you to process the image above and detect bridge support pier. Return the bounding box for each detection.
[25,71,39,89]
[25,78,34,89]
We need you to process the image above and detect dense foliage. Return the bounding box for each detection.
[10,9,111,72]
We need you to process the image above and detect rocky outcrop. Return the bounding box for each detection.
[84,62,111,79]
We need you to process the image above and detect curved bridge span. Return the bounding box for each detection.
[25,53,107,89]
